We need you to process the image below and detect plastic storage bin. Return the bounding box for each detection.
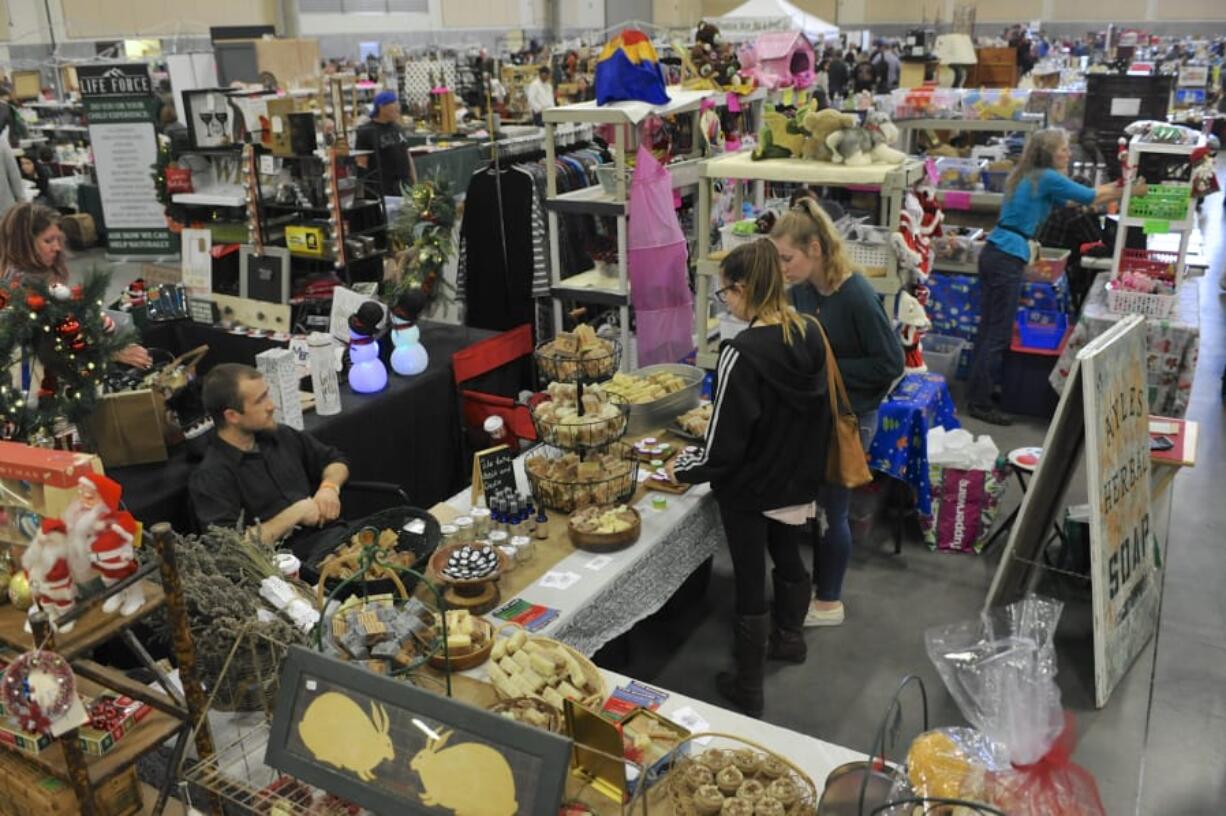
[845,224,892,278]
[1105,279,1178,319]
[719,219,760,251]
[1025,247,1071,283]
[1015,308,1068,351]
[891,87,962,120]
[595,164,632,194]
[1127,184,1192,221]
[934,157,986,191]
[923,334,969,382]
[1119,248,1180,283]
[961,88,1031,120]
[982,166,1011,193]
[934,226,984,264]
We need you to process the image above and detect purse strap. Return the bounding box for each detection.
[812,319,855,419]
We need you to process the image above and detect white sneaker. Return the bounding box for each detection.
[804,601,845,628]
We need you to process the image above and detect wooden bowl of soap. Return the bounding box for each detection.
[567,505,641,553]
[419,610,496,671]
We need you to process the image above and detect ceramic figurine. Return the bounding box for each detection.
[62,474,143,616]
[21,518,77,633]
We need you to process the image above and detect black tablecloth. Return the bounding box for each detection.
[111,321,498,531]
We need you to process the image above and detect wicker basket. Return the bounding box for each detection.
[846,225,893,278]
[1106,280,1178,319]
[658,733,819,816]
[487,622,608,708]
[524,442,639,513]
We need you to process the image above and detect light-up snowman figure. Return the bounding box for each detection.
[347,302,387,394]
[390,317,428,376]
[389,289,429,377]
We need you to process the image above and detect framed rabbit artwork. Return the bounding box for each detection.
[266,647,573,814]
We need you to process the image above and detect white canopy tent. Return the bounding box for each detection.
[717,0,839,41]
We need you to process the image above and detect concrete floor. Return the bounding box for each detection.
[68,174,1226,814]
[598,185,1226,814]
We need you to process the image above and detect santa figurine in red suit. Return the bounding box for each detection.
[21,518,78,633]
[62,473,144,616]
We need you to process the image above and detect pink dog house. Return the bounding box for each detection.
[738,32,815,90]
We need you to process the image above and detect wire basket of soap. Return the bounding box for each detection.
[659,734,819,816]
[530,383,629,450]
[524,442,639,513]
[535,326,621,383]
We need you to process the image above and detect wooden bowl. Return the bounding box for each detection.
[567,506,642,553]
[428,542,506,589]
[421,616,496,671]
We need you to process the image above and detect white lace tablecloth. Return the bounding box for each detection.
[1051,276,1200,417]
[443,451,722,657]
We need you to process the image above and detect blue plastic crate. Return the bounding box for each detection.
[1016,308,1067,351]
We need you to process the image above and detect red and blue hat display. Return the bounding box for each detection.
[595,29,669,106]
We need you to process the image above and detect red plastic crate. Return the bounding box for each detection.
[1120,248,1179,281]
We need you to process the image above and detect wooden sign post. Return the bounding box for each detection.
[472,445,517,503]
[987,315,1159,708]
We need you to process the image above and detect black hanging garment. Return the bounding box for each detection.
[459,168,538,332]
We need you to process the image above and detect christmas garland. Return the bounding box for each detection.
[0,272,134,442]
[384,177,457,306]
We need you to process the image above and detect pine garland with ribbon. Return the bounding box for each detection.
[384,177,457,307]
[0,271,134,442]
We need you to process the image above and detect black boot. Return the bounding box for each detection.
[768,571,810,664]
[716,613,769,717]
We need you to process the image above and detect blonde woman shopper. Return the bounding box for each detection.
[668,240,831,717]
[967,128,1146,425]
[771,196,903,628]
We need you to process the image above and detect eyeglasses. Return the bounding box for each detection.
[714,284,736,304]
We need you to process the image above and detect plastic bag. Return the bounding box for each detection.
[907,598,1107,815]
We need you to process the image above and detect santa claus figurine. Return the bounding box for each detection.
[62,474,144,616]
[21,518,78,633]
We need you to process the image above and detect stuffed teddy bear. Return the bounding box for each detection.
[801,108,858,161]
[689,21,742,89]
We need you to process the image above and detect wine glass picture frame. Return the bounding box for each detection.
[182,88,239,150]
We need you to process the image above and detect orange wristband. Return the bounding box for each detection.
[319,481,340,494]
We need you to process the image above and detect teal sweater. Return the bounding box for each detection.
[789,272,904,415]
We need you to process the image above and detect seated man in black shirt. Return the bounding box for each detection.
[189,363,349,558]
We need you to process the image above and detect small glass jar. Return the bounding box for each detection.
[470,507,492,538]
[511,535,535,564]
[439,524,459,545]
[453,516,475,544]
[489,530,513,570]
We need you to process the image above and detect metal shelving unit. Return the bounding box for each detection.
[541,88,761,368]
[693,154,926,369]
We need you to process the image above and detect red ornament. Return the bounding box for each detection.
[25,293,45,312]
[70,285,83,300]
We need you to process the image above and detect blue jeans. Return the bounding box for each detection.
[967,242,1027,407]
[814,410,878,601]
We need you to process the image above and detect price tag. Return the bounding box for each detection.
[1142,219,1169,235]
[942,190,973,211]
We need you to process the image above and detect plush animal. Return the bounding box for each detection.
[685,21,743,90]
[800,108,857,161]
[752,108,809,160]
[862,111,907,164]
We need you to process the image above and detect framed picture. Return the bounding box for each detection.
[266,647,572,815]
[239,245,290,304]
[182,88,239,149]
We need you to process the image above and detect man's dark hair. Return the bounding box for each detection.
[538,67,550,79]
[203,363,263,426]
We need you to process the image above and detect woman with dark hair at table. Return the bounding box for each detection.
[0,202,152,370]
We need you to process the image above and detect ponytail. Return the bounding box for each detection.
[770,197,855,294]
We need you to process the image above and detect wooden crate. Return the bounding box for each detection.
[0,749,143,815]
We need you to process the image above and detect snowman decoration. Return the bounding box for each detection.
[389,290,429,377]
[346,301,388,394]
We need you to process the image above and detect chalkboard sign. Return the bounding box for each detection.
[472,445,516,503]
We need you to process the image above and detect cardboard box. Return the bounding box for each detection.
[0,749,142,816]
[0,442,100,489]
[0,719,53,756]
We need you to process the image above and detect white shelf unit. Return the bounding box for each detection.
[693,154,926,369]
[893,114,1045,154]
[1109,134,1206,285]
[541,88,764,370]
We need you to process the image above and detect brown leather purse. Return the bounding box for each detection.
[814,321,872,489]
